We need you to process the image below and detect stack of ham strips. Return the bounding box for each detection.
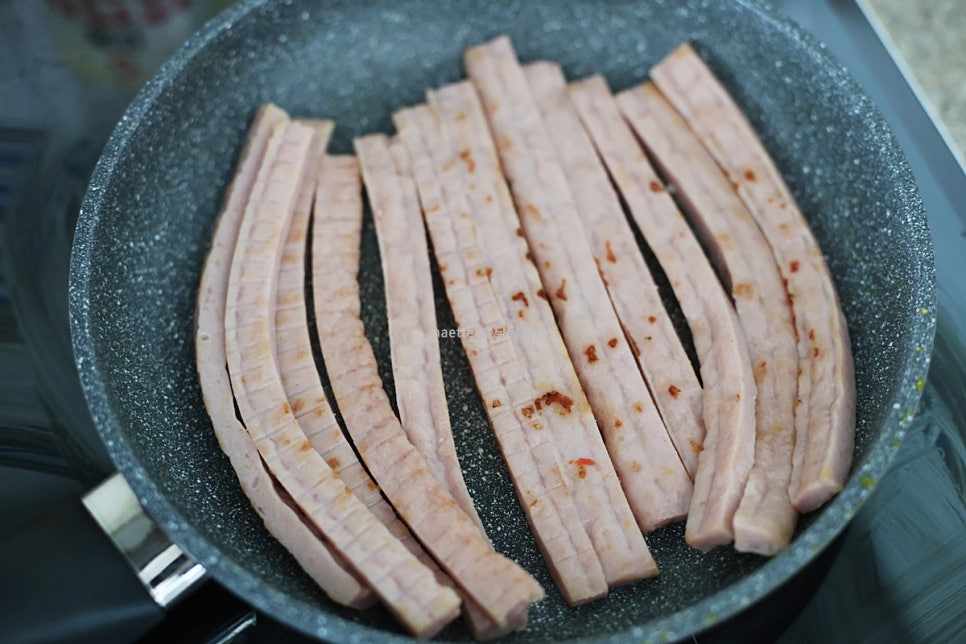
[196,35,856,637]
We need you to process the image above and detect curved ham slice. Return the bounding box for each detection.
[618,83,799,553]
[567,76,758,553]
[195,104,371,609]
[311,155,544,630]
[223,122,461,639]
[524,60,705,482]
[394,105,609,607]
[651,43,855,514]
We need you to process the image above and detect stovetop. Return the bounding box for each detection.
[1,1,964,642]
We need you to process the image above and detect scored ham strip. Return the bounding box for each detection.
[650,43,856,514]
[618,83,799,553]
[355,134,515,640]
[311,155,544,629]
[463,38,691,535]
[393,105,609,607]
[567,76,757,552]
[273,124,444,582]
[428,74,658,584]
[354,134,485,534]
[195,104,371,609]
[223,123,461,639]
[524,60,706,481]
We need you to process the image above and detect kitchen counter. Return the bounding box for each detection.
[865,0,965,157]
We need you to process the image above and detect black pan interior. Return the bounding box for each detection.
[69,0,935,641]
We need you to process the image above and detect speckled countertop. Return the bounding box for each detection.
[865,0,966,157]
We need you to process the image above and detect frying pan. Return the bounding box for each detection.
[24,0,935,641]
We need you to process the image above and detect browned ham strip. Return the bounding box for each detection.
[393,104,609,607]
[567,76,757,552]
[524,60,705,482]
[651,43,856,514]
[311,155,544,629]
[354,134,485,533]
[618,83,799,553]
[223,123,461,638]
[196,105,371,609]
[427,73,658,585]
[463,39,691,536]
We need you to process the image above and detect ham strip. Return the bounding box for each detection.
[274,124,439,576]
[618,83,799,553]
[567,76,757,552]
[195,105,371,609]
[463,39,691,535]
[651,43,856,514]
[393,105,609,607]
[428,75,658,584]
[223,123,461,639]
[354,134,485,534]
[311,155,544,629]
[524,60,705,481]
[355,135,516,640]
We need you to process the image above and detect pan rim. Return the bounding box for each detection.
[68,0,937,641]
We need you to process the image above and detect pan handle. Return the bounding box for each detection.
[0,473,207,643]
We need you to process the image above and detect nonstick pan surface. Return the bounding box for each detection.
[69,0,935,641]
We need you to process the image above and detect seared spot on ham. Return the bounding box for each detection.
[608,337,618,348]
[492,399,503,408]
[584,345,598,363]
[689,439,703,454]
[605,240,617,263]
[521,405,535,419]
[512,291,530,307]
[669,384,681,399]
[460,149,476,173]
[733,282,755,299]
[648,180,664,193]
[614,419,623,428]
[744,169,757,182]
[536,288,548,301]
[539,390,575,414]
[555,278,568,300]
[790,260,800,273]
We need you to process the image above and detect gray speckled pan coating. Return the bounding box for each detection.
[68,0,935,642]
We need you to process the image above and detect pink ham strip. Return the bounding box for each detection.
[394,106,608,607]
[567,76,757,552]
[619,83,799,553]
[428,75,658,585]
[311,155,544,629]
[354,134,485,534]
[224,123,461,639]
[651,43,856,514]
[195,105,371,609]
[463,38,691,536]
[274,124,441,579]
[524,60,705,481]
[355,135,514,640]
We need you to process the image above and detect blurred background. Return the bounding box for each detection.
[0,1,963,642]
